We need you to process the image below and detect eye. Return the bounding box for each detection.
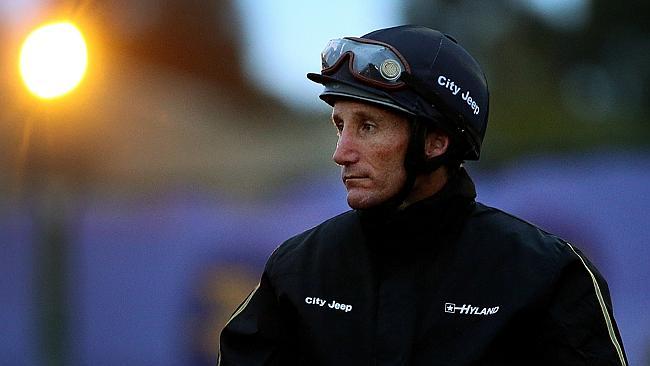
[361,121,376,132]
[334,122,344,134]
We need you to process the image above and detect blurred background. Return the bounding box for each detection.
[1,0,648,365]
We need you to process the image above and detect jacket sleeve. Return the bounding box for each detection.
[217,268,293,366]
[534,243,628,366]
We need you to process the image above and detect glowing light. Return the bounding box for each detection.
[19,21,88,99]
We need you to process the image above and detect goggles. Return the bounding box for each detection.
[320,37,411,89]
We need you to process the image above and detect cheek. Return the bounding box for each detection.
[372,140,409,183]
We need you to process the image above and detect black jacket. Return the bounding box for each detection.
[219,169,627,365]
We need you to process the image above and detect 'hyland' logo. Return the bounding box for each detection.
[445,302,499,316]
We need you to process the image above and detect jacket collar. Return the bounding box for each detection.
[358,167,476,249]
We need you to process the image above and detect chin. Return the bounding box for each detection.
[346,192,387,210]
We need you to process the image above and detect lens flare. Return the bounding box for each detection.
[19,21,88,99]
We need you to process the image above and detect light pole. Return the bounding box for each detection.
[19,20,89,366]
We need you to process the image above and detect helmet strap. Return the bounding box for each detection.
[405,117,459,174]
[364,118,455,217]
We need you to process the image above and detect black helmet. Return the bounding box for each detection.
[307,25,489,161]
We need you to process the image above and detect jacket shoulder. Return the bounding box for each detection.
[463,202,578,273]
[266,210,361,276]
[470,202,569,247]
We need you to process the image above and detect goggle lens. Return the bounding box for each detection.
[320,37,408,88]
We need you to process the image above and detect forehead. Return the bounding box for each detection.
[331,99,409,124]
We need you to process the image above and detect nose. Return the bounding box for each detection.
[332,129,359,166]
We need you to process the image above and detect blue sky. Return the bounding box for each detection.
[233,0,588,111]
[234,0,405,111]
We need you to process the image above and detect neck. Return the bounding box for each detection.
[398,166,449,210]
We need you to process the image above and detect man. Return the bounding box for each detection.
[218,25,627,365]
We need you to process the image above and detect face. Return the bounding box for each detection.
[331,100,411,209]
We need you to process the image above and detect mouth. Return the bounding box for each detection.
[342,174,369,184]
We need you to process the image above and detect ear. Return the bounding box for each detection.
[424,130,450,159]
